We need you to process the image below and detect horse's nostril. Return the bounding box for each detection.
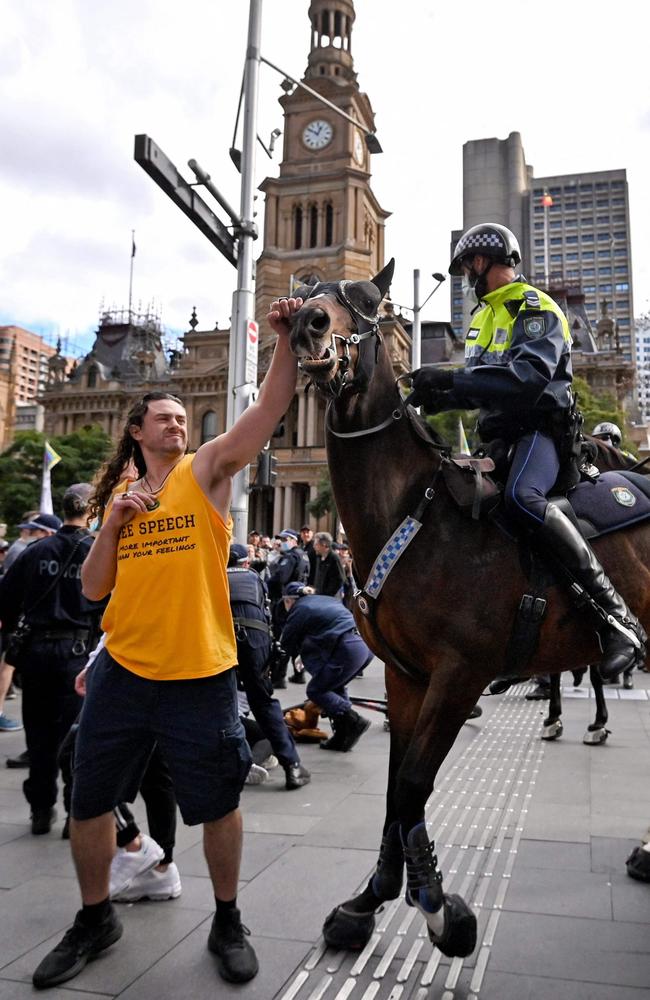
[308,309,330,334]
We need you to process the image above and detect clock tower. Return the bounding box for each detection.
[255,0,390,342]
[250,1,406,535]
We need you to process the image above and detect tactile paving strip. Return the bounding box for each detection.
[277,687,546,999]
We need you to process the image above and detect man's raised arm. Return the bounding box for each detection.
[192,298,301,491]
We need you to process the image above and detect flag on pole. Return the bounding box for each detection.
[458,417,470,455]
[131,232,136,258]
[40,441,62,515]
[541,191,553,207]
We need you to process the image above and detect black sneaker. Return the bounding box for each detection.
[33,907,123,989]
[208,908,259,983]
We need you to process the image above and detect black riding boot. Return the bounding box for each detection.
[539,504,646,678]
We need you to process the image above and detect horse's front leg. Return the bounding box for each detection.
[541,672,564,740]
[322,664,422,950]
[395,661,483,959]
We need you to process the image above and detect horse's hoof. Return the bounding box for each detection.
[322,904,376,951]
[626,846,650,882]
[428,894,477,958]
[583,726,610,745]
[541,719,563,741]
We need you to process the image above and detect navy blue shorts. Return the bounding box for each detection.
[71,649,251,825]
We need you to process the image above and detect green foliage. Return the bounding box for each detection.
[571,376,630,448]
[0,426,113,535]
[307,471,337,519]
[422,378,632,453]
[426,410,479,452]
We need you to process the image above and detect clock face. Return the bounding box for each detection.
[353,132,365,165]
[302,119,333,150]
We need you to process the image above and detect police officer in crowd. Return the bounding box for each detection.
[0,512,63,735]
[0,485,103,835]
[592,421,623,448]
[312,531,346,597]
[267,528,310,687]
[3,511,61,572]
[298,524,317,581]
[408,222,645,679]
[227,543,310,790]
[280,583,373,752]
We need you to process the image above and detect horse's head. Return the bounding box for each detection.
[289,259,395,395]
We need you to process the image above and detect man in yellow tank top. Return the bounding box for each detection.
[33,297,303,991]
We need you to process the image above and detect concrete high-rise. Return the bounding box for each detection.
[452,133,635,367]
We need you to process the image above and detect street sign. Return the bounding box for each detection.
[245,319,259,384]
[134,134,238,268]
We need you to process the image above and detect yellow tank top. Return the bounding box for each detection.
[101,454,236,680]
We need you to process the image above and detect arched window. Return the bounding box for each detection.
[293,205,303,250]
[201,410,218,444]
[309,204,318,248]
[325,202,334,246]
[87,366,98,388]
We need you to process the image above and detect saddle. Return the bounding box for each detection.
[444,449,650,539]
[441,455,500,521]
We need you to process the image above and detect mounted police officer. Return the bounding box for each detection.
[227,543,310,790]
[408,222,646,679]
[0,484,103,835]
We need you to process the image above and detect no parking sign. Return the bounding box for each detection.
[245,319,258,384]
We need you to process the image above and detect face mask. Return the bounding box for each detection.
[461,274,478,305]
[281,541,292,552]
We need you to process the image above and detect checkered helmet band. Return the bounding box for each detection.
[449,223,521,275]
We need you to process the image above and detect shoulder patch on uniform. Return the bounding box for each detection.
[523,290,541,309]
[523,316,545,338]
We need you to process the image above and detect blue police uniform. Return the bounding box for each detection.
[280,595,373,718]
[0,526,103,821]
[434,279,573,528]
[227,566,301,769]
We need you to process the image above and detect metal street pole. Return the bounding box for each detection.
[412,268,421,370]
[229,0,262,543]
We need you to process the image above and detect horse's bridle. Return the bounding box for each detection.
[296,280,381,399]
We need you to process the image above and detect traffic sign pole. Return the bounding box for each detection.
[228,0,262,543]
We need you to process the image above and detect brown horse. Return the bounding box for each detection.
[288,261,650,959]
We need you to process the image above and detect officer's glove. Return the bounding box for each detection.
[406,367,454,411]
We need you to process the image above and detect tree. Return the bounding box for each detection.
[307,471,336,520]
[571,376,631,449]
[0,426,113,535]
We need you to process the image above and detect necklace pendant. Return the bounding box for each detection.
[146,499,160,512]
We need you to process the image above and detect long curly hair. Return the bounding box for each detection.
[89,392,184,521]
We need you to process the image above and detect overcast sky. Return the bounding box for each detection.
[2,0,649,358]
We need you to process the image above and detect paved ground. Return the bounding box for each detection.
[1,661,650,999]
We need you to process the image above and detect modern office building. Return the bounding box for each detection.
[635,315,650,422]
[451,133,635,366]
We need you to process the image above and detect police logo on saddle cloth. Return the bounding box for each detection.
[611,486,636,508]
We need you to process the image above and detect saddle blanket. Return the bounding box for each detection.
[563,470,650,538]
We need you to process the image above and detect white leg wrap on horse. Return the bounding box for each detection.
[411,895,446,938]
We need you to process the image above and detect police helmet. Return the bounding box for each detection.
[592,421,622,446]
[449,223,522,276]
